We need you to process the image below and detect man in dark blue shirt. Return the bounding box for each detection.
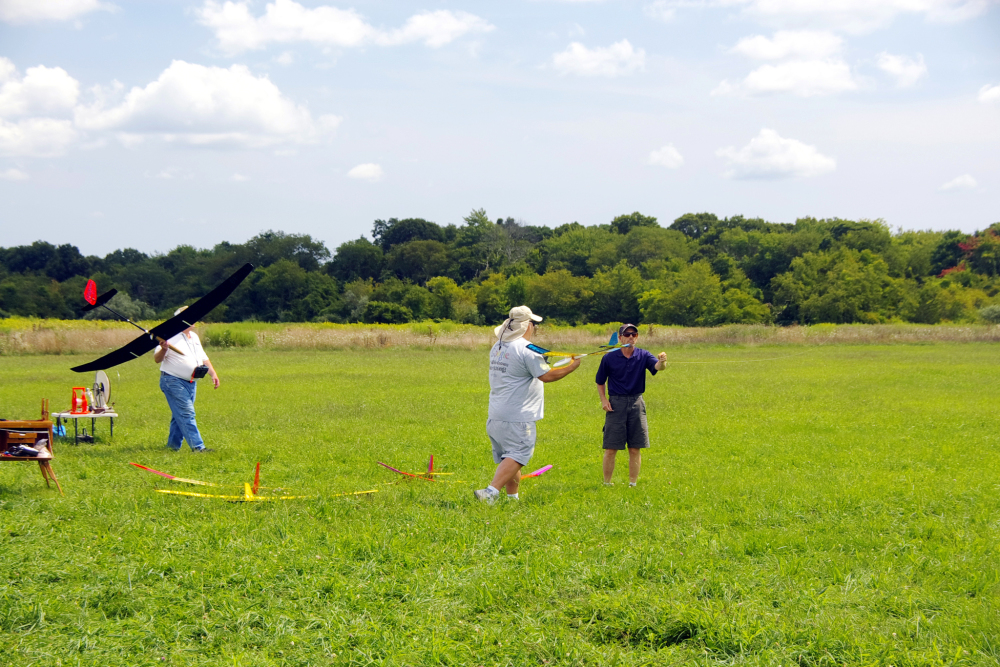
[595,324,667,487]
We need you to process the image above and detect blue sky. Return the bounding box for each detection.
[1,0,998,256]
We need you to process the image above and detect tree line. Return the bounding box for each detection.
[2,210,999,326]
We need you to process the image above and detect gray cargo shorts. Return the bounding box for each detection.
[602,394,649,450]
[486,419,537,466]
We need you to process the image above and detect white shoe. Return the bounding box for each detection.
[603,482,614,487]
[473,488,498,505]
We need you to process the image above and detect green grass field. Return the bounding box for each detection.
[1,343,998,666]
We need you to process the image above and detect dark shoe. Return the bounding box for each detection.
[194,448,215,453]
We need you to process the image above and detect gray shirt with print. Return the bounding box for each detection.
[488,337,551,422]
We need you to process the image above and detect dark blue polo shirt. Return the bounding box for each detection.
[595,348,659,396]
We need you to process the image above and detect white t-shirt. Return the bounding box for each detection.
[488,337,551,422]
[159,331,209,381]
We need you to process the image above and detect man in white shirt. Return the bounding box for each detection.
[475,306,581,503]
[152,307,220,453]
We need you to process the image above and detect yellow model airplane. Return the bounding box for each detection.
[129,462,377,502]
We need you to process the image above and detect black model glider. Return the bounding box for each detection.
[71,263,255,373]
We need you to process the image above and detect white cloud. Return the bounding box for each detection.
[347,163,382,182]
[643,0,677,21]
[0,117,78,156]
[877,52,926,87]
[275,51,295,66]
[195,0,493,55]
[75,60,340,147]
[717,128,836,179]
[656,0,992,33]
[379,10,494,48]
[0,167,28,181]
[741,0,992,33]
[715,59,857,96]
[648,144,684,168]
[730,30,842,60]
[0,0,112,23]
[0,59,80,118]
[552,40,645,77]
[150,167,194,179]
[978,83,1000,104]
[939,174,977,191]
[230,172,249,181]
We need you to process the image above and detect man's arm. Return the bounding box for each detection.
[205,358,220,389]
[153,339,168,364]
[537,358,581,382]
[597,383,613,412]
[655,352,667,371]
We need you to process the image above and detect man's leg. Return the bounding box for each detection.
[625,396,648,486]
[167,416,183,451]
[160,375,185,451]
[160,375,205,451]
[628,447,641,485]
[491,457,523,494]
[602,396,627,484]
[603,449,617,483]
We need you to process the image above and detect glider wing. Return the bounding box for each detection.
[71,263,255,372]
[81,288,118,313]
[521,464,553,479]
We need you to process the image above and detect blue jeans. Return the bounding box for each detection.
[160,373,205,451]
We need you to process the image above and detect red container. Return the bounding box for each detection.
[70,387,89,415]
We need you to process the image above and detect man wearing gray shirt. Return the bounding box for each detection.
[475,306,581,503]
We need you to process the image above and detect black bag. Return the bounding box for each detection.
[192,365,210,379]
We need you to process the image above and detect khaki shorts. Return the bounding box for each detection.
[486,419,536,466]
[602,394,649,450]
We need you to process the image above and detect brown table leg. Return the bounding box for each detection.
[38,460,63,495]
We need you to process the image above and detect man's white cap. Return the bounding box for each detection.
[494,305,543,342]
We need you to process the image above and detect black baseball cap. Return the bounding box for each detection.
[619,323,639,335]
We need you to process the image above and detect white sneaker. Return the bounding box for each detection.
[603,482,614,487]
[473,488,498,505]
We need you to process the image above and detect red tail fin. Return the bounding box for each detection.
[428,454,434,475]
[252,462,260,495]
[84,280,97,305]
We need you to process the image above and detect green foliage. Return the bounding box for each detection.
[386,239,451,283]
[640,261,725,326]
[978,304,1000,323]
[588,261,644,324]
[201,326,257,348]
[82,291,156,321]
[427,277,478,323]
[326,237,383,282]
[363,300,413,323]
[609,211,658,235]
[372,217,447,251]
[2,213,999,327]
[525,269,593,323]
[668,212,718,239]
[372,278,432,320]
[772,248,904,324]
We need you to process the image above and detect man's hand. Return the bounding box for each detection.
[657,352,667,363]
[655,351,667,370]
[601,397,614,412]
[211,374,221,389]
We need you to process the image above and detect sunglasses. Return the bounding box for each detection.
[620,331,638,338]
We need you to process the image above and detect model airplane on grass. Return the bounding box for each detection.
[376,457,551,484]
[129,461,377,502]
[72,263,255,373]
[526,332,632,367]
[377,454,462,482]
